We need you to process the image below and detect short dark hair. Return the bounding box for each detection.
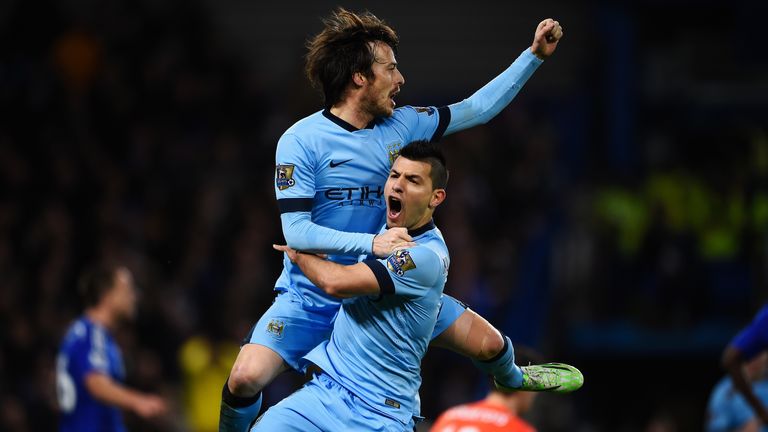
[78,264,120,308]
[398,141,449,189]
[305,8,399,108]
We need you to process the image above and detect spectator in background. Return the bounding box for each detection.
[707,351,768,432]
[715,305,768,430]
[430,346,544,432]
[56,264,167,432]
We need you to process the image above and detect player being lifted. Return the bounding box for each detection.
[220,8,580,431]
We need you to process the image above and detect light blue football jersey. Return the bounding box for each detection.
[707,376,768,432]
[303,220,449,424]
[274,106,449,310]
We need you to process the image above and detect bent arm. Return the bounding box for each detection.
[281,211,374,255]
[291,251,380,298]
[445,49,542,136]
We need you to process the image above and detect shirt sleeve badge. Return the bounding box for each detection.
[387,249,417,276]
[275,164,296,190]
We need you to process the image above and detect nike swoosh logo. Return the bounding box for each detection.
[329,159,353,168]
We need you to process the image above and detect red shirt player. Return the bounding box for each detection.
[431,346,544,432]
[430,390,537,432]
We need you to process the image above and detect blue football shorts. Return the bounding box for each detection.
[432,294,468,339]
[250,372,414,432]
[246,291,338,372]
[246,291,468,371]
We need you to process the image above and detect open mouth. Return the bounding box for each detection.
[388,196,402,219]
[389,90,399,108]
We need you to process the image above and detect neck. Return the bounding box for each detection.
[86,307,115,331]
[330,100,373,130]
[389,218,435,237]
[485,392,520,415]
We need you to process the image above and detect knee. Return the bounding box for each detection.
[480,329,505,361]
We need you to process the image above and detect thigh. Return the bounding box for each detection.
[431,294,468,340]
[431,302,502,360]
[246,293,336,371]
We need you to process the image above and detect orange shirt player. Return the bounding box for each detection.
[431,346,543,432]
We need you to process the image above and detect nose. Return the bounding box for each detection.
[396,68,405,86]
[392,176,405,192]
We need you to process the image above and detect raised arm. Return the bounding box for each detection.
[445,18,563,136]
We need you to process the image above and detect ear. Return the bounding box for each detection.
[352,72,367,87]
[428,189,446,209]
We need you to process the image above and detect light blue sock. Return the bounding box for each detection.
[471,335,523,388]
[219,380,263,432]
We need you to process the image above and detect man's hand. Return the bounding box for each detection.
[531,18,563,60]
[273,244,300,262]
[273,244,327,262]
[131,393,167,419]
[372,227,415,257]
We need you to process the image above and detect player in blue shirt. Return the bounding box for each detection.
[256,142,579,431]
[220,9,575,431]
[721,305,768,427]
[56,265,166,432]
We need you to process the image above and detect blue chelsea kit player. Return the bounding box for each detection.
[57,318,126,432]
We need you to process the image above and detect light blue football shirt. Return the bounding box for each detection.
[274,106,449,310]
[273,48,542,310]
[303,220,449,424]
[707,376,768,432]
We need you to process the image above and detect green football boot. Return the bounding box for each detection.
[495,363,584,394]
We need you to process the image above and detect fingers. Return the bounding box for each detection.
[393,241,417,250]
[547,21,563,42]
[273,244,288,252]
[136,395,167,418]
[389,226,413,242]
[373,228,416,256]
[538,18,563,43]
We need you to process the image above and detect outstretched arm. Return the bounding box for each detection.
[445,18,563,136]
[85,372,167,419]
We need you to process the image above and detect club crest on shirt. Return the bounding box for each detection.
[275,164,296,190]
[386,141,403,166]
[387,249,416,276]
[266,319,285,339]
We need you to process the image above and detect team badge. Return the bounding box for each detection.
[387,142,403,166]
[275,164,296,190]
[414,106,435,115]
[266,319,285,339]
[387,249,416,276]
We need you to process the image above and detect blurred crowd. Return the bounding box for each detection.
[1,1,767,431]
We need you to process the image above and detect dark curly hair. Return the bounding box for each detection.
[305,8,399,108]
